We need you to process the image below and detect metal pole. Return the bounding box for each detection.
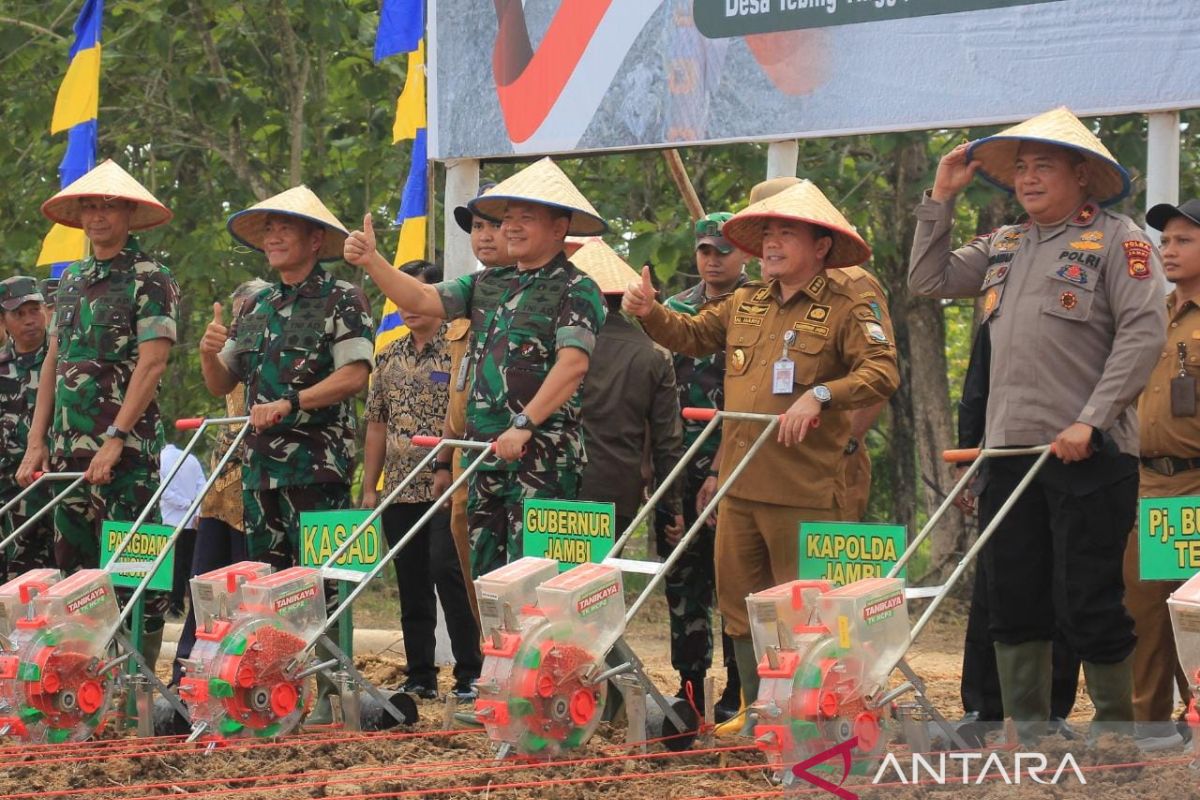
[0,473,86,553]
[1145,111,1181,250]
[766,141,799,180]
[443,159,481,280]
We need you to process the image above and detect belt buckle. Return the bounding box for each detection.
[1160,458,1177,477]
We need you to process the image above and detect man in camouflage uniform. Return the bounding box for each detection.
[18,160,179,666]
[655,213,748,719]
[200,187,374,568]
[0,277,53,580]
[346,158,606,577]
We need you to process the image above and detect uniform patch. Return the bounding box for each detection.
[1124,240,1152,280]
[864,322,889,344]
[1060,291,1078,310]
[859,290,877,299]
[733,315,763,327]
[735,302,770,316]
[806,304,830,322]
[983,287,999,316]
[793,321,830,337]
[987,253,1014,267]
[731,348,746,369]
[1055,264,1089,285]
[1081,231,1104,242]
[806,275,826,296]
[1070,240,1104,251]
[993,229,1025,252]
[868,301,883,321]
[1073,204,1097,225]
[752,288,771,302]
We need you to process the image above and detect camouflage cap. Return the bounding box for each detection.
[0,276,45,311]
[38,278,60,305]
[695,212,735,254]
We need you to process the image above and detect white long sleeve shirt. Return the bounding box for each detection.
[159,444,207,528]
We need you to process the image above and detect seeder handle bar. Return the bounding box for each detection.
[297,437,496,657]
[887,445,1054,676]
[0,473,88,554]
[104,416,252,645]
[621,408,783,625]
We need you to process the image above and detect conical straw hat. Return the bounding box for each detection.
[469,157,607,236]
[566,237,638,294]
[722,180,871,269]
[227,186,350,262]
[967,106,1130,206]
[748,176,801,205]
[41,159,172,231]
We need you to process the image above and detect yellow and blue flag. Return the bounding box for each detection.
[38,0,104,277]
[374,0,428,355]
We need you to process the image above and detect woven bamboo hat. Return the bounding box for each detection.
[227,186,350,262]
[722,180,871,269]
[41,159,172,231]
[566,237,638,294]
[469,157,607,236]
[749,176,801,205]
[967,107,1130,206]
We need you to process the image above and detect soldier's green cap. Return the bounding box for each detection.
[695,212,735,255]
[0,276,44,311]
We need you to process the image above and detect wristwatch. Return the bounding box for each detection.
[104,425,128,441]
[812,384,832,410]
[284,389,301,414]
[512,412,536,431]
[431,460,452,474]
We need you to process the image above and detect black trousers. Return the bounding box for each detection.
[383,503,482,685]
[172,516,247,683]
[978,453,1137,665]
[961,551,1081,720]
[169,527,197,612]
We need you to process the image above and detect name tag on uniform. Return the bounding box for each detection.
[430,371,450,385]
[773,331,797,395]
[454,355,471,391]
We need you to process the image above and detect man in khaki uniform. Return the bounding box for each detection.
[749,177,895,521]
[436,185,509,623]
[1122,199,1200,751]
[909,107,1166,739]
[623,180,900,715]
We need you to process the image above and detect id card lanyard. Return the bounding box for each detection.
[772,329,796,395]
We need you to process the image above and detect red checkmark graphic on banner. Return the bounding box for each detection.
[790,737,859,800]
[492,0,613,143]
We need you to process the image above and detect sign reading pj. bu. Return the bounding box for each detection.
[299,509,383,583]
[1139,496,1200,580]
[799,522,905,586]
[522,499,615,572]
[100,521,175,592]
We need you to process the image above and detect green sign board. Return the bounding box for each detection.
[1138,496,1200,580]
[299,509,384,582]
[100,521,176,592]
[694,0,1062,38]
[522,499,615,572]
[798,521,906,586]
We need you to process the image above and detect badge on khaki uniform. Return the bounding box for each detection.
[806,304,830,322]
[731,348,746,369]
[1060,291,1078,310]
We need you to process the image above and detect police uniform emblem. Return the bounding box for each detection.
[983,288,999,316]
[806,305,830,322]
[1056,264,1088,285]
[1073,204,1097,224]
[1123,240,1152,280]
[1060,291,1078,310]
[1071,231,1105,250]
[732,348,746,369]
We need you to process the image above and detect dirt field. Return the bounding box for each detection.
[1,592,1196,799]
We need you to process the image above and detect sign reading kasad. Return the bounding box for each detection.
[798,521,905,586]
[1139,496,1200,580]
[522,499,615,572]
[100,521,175,592]
[429,0,1200,159]
[300,509,384,583]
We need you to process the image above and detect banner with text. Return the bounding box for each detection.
[300,509,384,583]
[798,521,905,586]
[429,0,1200,159]
[1139,496,1200,581]
[100,521,175,592]
[522,499,615,572]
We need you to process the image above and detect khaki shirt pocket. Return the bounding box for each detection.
[788,330,828,387]
[725,324,763,377]
[1042,261,1099,322]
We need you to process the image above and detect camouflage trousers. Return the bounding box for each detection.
[467,468,580,579]
[53,455,169,629]
[243,482,351,571]
[0,479,56,582]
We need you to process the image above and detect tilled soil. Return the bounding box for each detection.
[1,596,1196,798]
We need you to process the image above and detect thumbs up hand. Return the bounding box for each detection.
[200,301,229,356]
[344,213,378,267]
[622,265,658,318]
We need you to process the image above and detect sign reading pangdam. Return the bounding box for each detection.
[522,499,615,572]
[694,0,1061,38]
[100,521,175,592]
[1139,496,1200,580]
[798,522,905,586]
[429,0,1200,159]
[299,509,383,583]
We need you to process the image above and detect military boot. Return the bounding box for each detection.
[714,638,759,738]
[995,640,1052,745]
[1083,658,1135,742]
